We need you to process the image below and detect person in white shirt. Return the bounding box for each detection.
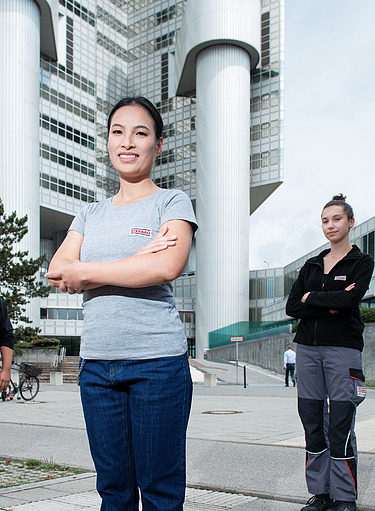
[283,345,296,387]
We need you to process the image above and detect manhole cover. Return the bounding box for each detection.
[202,410,243,415]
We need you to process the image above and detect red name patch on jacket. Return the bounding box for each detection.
[130,228,152,237]
[334,275,347,281]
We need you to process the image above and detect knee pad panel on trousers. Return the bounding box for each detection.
[329,400,356,458]
[298,398,327,453]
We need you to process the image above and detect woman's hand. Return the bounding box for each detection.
[329,283,355,314]
[135,224,177,256]
[302,282,355,308]
[0,368,10,392]
[301,292,310,303]
[45,259,86,294]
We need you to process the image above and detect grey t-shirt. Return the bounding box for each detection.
[69,188,197,360]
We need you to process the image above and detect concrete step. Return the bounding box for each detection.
[24,356,80,384]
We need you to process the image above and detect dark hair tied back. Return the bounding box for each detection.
[332,193,346,201]
[323,193,354,220]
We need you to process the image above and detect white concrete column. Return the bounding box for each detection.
[0,0,41,325]
[195,45,251,358]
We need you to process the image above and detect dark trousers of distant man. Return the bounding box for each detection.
[296,345,366,502]
[285,363,295,386]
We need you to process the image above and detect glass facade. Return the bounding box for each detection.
[38,0,284,352]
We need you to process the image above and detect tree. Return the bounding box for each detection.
[0,199,50,324]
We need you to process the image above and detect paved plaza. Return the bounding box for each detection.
[0,360,374,510]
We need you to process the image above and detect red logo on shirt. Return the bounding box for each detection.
[334,276,347,281]
[130,228,152,237]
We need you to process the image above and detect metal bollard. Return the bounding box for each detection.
[243,365,246,388]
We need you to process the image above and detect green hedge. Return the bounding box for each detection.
[13,326,60,355]
[359,306,375,323]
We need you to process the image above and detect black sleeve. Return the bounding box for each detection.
[0,300,15,350]
[306,255,374,310]
[286,265,332,319]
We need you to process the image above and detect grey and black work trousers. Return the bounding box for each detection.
[296,344,366,502]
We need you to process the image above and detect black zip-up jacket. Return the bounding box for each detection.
[286,245,374,352]
[0,299,14,350]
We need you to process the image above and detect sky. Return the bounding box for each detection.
[249,0,375,269]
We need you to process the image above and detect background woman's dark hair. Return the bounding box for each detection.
[322,193,354,220]
[107,96,163,140]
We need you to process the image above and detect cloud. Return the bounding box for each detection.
[249,0,375,270]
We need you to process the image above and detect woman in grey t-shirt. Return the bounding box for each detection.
[46,97,197,511]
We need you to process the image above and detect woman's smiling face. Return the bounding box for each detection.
[107,104,163,182]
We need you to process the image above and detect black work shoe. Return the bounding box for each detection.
[301,494,334,511]
[326,501,356,511]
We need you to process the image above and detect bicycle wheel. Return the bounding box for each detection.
[19,376,39,401]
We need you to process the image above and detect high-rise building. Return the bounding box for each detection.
[0,0,284,357]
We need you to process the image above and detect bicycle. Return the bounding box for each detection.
[1,362,42,401]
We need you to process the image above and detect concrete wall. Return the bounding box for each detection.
[363,324,375,381]
[206,323,375,381]
[15,348,58,365]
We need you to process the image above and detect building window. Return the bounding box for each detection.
[362,234,368,253]
[154,175,176,189]
[41,308,84,320]
[187,338,195,358]
[361,231,374,259]
[275,276,284,297]
[261,11,270,68]
[261,93,270,109]
[270,149,279,165]
[284,271,299,297]
[249,279,257,299]
[161,53,169,101]
[155,143,196,166]
[96,174,119,194]
[40,114,95,150]
[178,311,195,324]
[250,153,261,170]
[40,173,95,203]
[266,277,274,298]
[97,6,132,37]
[261,151,269,167]
[66,16,74,71]
[155,31,176,51]
[369,232,374,259]
[40,84,95,123]
[156,5,176,25]
[250,125,261,141]
[40,144,95,177]
[270,120,279,136]
[97,32,135,63]
[40,60,96,97]
[257,278,266,299]
[59,0,95,26]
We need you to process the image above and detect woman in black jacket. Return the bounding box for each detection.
[286,194,374,511]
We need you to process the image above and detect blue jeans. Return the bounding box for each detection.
[79,354,192,511]
[285,363,295,386]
